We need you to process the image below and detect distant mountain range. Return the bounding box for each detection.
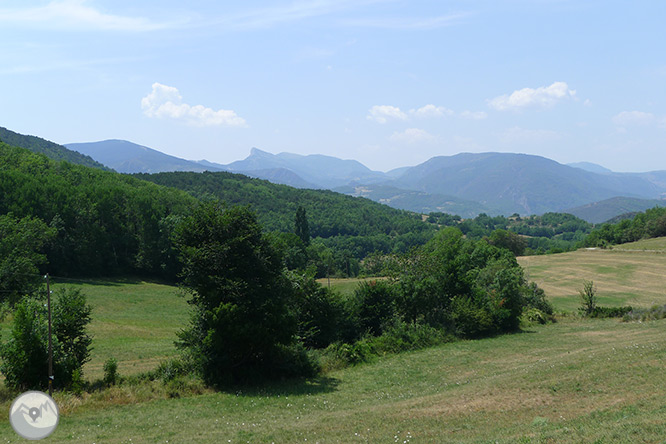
[566,162,614,174]
[5,131,664,223]
[65,140,219,174]
[385,152,664,216]
[564,196,665,224]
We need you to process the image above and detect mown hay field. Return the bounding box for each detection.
[518,238,666,312]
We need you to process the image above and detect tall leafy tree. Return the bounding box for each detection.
[294,206,310,246]
[174,202,299,385]
[0,214,55,305]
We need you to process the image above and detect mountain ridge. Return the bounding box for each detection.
[61,137,666,220]
[65,140,221,174]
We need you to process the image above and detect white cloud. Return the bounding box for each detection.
[369,104,489,123]
[410,104,453,118]
[367,105,408,124]
[389,128,435,144]
[141,83,246,127]
[0,0,174,31]
[460,110,488,120]
[612,110,656,126]
[488,82,576,111]
[499,127,561,144]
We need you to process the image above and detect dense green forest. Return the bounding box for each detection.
[427,211,592,254]
[582,206,666,247]
[0,142,195,278]
[138,171,437,263]
[0,126,110,171]
[0,143,437,281]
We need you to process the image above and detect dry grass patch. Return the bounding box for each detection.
[519,248,666,311]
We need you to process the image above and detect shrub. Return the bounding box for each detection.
[316,320,452,372]
[521,307,550,325]
[589,306,633,318]
[449,295,495,338]
[622,305,666,322]
[578,281,597,316]
[355,280,397,336]
[103,358,119,386]
[522,282,554,315]
[0,288,92,391]
[289,272,342,348]
[0,299,51,390]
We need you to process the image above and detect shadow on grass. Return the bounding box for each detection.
[236,375,341,398]
[51,275,175,287]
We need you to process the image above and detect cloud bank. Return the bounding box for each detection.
[367,104,485,122]
[367,105,408,124]
[488,82,576,111]
[141,83,246,127]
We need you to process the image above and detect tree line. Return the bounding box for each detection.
[174,203,553,385]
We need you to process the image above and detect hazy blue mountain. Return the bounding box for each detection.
[387,152,665,216]
[194,158,316,188]
[334,184,489,218]
[0,126,110,170]
[195,159,227,170]
[385,166,413,178]
[565,196,665,224]
[567,162,613,174]
[237,168,317,189]
[226,148,387,188]
[66,140,223,174]
[630,170,666,190]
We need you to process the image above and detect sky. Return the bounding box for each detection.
[1,0,665,173]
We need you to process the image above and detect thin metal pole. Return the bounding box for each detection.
[46,274,53,397]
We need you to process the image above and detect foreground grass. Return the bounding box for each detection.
[518,240,666,312]
[0,278,189,382]
[1,256,664,442]
[1,316,664,443]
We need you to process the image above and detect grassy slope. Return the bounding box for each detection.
[518,238,666,312]
[65,279,189,380]
[1,317,664,443]
[0,279,189,382]
[1,244,665,442]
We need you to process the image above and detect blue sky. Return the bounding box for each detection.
[1,0,665,172]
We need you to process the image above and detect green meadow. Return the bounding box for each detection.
[0,240,664,442]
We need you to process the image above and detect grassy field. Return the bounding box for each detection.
[518,238,666,312]
[0,315,664,443]
[0,278,189,381]
[0,242,664,442]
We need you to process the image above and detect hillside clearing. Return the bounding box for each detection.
[518,241,666,312]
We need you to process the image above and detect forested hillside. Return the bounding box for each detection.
[138,171,436,259]
[0,142,195,277]
[565,196,665,223]
[427,211,592,254]
[0,126,110,171]
[583,206,666,247]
